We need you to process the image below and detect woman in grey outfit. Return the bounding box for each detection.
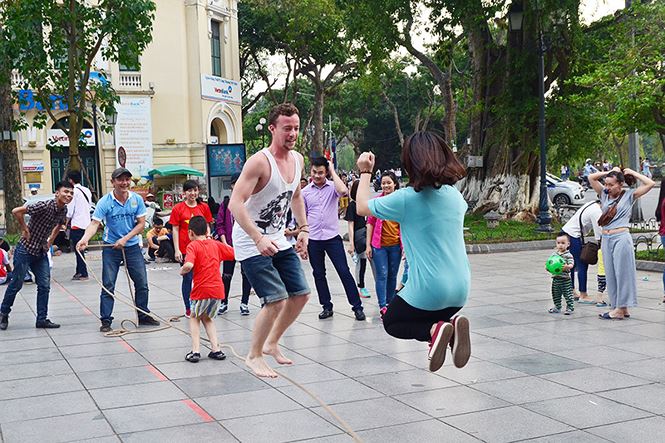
[588,167,655,320]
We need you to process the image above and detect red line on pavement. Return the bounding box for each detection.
[182,399,215,422]
[145,364,168,381]
[82,307,94,316]
[118,340,135,353]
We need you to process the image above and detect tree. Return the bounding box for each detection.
[240,0,361,153]
[346,0,586,218]
[343,0,459,145]
[1,0,156,172]
[564,1,665,154]
[0,23,22,235]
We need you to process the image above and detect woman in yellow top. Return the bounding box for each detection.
[366,171,401,317]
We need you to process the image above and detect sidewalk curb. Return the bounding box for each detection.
[636,260,664,273]
[466,232,658,255]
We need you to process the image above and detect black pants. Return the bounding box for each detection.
[221,260,252,305]
[156,239,175,261]
[69,229,87,277]
[383,296,461,342]
[308,235,362,312]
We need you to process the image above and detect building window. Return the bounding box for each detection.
[211,20,222,77]
[119,52,140,72]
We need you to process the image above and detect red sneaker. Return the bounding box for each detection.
[379,306,388,319]
[185,309,191,319]
[428,321,453,372]
[450,315,471,368]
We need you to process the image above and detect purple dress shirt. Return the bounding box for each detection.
[302,180,342,241]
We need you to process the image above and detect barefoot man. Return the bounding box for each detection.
[229,103,310,378]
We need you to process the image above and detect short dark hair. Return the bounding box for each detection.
[402,131,466,192]
[310,156,328,169]
[67,171,82,184]
[152,217,163,226]
[188,215,208,236]
[350,180,360,201]
[380,171,400,190]
[268,103,299,126]
[556,233,570,242]
[165,222,173,230]
[55,180,74,191]
[183,180,199,192]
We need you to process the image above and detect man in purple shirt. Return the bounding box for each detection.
[302,157,365,321]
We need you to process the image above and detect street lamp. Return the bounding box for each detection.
[255,117,267,149]
[509,2,552,232]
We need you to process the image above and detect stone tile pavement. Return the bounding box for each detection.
[1,247,665,442]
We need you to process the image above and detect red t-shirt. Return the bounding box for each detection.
[0,249,8,278]
[169,202,213,254]
[185,239,235,300]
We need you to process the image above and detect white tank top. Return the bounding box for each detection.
[232,148,301,261]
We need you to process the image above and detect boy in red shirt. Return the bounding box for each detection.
[170,180,214,317]
[180,216,235,362]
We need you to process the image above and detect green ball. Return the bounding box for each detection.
[546,254,566,275]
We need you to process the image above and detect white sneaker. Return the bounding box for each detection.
[239,304,250,316]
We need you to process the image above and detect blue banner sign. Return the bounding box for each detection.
[18,90,68,111]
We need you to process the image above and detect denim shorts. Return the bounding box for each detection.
[241,248,310,304]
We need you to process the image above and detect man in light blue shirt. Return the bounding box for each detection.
[77,167,159,332]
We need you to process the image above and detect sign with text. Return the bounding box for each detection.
[22,160,45,172]
[201,75,241,104]
[47,128,96,147]
[115,97,153,177]
[207,144,246,177]
[18,90,68,111]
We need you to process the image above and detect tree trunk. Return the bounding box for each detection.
[381,91,404,147]
[0,81,24,235]
[68,112,82,172]
[312,86,325,155]
[456,0,543,217]
[459,173,540,220]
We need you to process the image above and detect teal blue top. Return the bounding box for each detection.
[368,186,470,310]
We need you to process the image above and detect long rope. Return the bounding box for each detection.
[69,246,362,442]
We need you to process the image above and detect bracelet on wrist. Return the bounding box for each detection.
[360,170,372,175]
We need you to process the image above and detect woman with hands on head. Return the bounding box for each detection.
[355,131,471,373]
[588,166,655,320]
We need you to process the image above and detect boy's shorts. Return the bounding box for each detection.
[190,298,221,319]
[241,248,310,305]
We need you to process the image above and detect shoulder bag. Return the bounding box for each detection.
[578,203,599,265]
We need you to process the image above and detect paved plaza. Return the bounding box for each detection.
[1,245,665,443]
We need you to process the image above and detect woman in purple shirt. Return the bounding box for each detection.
[215,175,252,316]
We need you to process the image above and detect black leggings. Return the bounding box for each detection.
[221,260,252,305]
[383,296,461,342]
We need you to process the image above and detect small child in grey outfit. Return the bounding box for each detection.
[548,234,575,315]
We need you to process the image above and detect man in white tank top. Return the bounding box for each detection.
[229,103,311,378]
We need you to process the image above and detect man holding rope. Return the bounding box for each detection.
[229,103,310,378]
[0,181,73,330]
[76,167,159,332]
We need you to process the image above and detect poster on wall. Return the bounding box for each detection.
[115,96,153,177]
[207,144,246,177]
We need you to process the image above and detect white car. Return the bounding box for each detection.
[546,173,585,206]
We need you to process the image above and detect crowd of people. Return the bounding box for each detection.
[548,166,657,320]
[3,101,663,381]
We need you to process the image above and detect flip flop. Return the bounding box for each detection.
[598,312,623,320]
[577,300,596,305]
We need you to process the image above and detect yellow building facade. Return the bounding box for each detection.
[6,0,243,209]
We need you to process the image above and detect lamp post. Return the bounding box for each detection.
[509,2,552,232]
[255,118,266,150]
